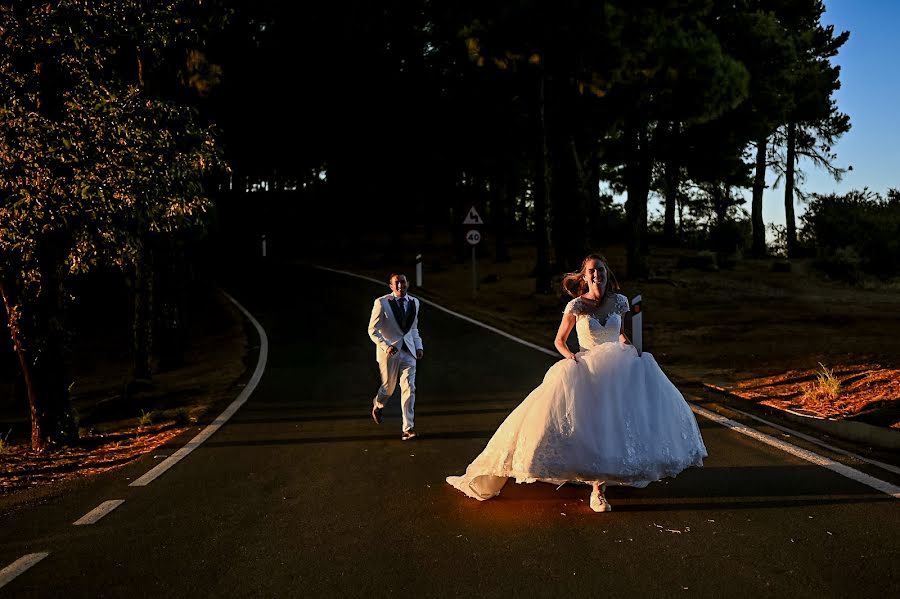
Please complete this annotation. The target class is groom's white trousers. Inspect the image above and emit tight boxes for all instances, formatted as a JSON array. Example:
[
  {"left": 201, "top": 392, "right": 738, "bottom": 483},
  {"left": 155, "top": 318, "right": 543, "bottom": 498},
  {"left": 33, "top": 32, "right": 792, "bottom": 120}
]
[{"left": 374, "top": 349, "right": 416, "bottom": 432}]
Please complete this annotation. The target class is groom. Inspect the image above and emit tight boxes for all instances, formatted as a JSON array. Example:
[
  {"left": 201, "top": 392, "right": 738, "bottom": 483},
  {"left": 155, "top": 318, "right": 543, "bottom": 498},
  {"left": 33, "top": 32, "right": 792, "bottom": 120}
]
[{"left": 367, "top": 273, "right": 424, "bottom": 440}]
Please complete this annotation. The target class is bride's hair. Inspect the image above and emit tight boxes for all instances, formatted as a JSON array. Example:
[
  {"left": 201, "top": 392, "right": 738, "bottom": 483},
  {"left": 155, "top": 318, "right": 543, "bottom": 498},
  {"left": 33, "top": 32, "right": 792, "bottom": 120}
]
[{"left": 561, "top": 254, "right": 620, "bottom": 298}]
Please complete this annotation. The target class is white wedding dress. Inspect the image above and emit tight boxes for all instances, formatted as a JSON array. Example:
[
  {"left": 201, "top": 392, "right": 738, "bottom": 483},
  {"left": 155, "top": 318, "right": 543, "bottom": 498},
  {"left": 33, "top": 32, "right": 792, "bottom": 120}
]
[{"left": 447, "top": 294, "right": 707, "bottom": 500}]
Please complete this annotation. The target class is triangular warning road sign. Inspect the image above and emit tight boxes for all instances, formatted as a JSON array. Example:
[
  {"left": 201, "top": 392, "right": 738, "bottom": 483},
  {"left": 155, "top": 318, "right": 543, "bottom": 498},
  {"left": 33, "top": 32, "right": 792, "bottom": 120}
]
[{"left": 463, "top": 206, "right": 484, "bottom": 225}]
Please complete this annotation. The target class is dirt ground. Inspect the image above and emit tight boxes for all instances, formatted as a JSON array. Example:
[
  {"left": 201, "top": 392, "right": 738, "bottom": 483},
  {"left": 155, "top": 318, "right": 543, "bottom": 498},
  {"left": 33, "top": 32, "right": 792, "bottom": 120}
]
[
  {"left": 0, "top": 285, "right": 248, "bottom": 493},
  {"left": 2, "top": 238, "right": 897, "bottom": 494}
]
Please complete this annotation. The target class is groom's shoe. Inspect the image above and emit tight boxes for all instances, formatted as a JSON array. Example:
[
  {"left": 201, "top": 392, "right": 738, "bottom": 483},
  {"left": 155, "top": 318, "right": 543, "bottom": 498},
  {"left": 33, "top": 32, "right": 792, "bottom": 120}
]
[
  {"left": 372, "top": 405, "right": 383, "bottom": 425},
  {"left": 401, "top": 429, "right": 418, "bottom": 441}
]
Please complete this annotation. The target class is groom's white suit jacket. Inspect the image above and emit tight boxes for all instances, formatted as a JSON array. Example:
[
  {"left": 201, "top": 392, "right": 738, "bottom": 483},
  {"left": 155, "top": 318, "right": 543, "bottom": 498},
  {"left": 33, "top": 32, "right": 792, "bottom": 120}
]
[{"left": 368, "top": 293, "right": 423, "bottom": 360}]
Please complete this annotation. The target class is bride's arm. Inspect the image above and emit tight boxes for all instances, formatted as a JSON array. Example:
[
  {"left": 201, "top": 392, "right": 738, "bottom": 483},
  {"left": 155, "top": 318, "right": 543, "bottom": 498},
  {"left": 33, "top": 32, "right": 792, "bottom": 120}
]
[
  {"left": 618, "top": 295, "right": 632, "bottom": 344},
  {"left": 554, "top": 313, "right": 578, "bottom": 360}
]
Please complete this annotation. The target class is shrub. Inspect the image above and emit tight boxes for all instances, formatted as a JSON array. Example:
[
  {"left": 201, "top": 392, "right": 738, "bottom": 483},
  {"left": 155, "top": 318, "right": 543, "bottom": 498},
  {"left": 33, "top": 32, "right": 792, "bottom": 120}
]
[
  {"left": 708, "top": 217, "right": 750, "bottom": 256},
  {"left": 801, "top": 189, "right": 900, "bottom": 280}
]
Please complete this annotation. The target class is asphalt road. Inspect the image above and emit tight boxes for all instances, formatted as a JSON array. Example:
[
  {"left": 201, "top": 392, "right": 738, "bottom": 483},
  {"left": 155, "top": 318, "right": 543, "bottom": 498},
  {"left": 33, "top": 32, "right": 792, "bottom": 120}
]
[{"left": 1, "top": 264, "right": 898, "bottom": 598}]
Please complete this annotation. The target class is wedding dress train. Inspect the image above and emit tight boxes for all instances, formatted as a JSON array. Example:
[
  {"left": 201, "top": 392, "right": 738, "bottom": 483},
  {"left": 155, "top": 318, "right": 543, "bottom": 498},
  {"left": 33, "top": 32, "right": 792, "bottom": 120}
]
[{"left": 447, "top": 294, "right": 707, "bottom": 501}]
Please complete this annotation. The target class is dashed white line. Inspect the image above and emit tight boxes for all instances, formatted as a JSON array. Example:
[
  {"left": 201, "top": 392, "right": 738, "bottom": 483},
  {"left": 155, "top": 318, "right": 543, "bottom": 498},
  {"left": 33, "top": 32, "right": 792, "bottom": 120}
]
[
  {"left": 0, "top": 553, "right": 49, "bottom": 589},
  {"left": 129, "top": 290, "right": 269, "bottom": 487},
  {"left": 73, "top": 499, "right": 125, "bottom": 525},
  {"left": 319, "top": 264, "right": 900, "bottom": 501}
]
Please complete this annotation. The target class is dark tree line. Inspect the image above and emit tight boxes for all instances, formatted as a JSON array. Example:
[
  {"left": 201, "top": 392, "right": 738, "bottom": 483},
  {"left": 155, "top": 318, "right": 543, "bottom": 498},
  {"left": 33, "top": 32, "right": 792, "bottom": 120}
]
[
  {"left": 1, "top": 1, "right": 226, "bottom": 450},
  {"left": 0, "top": 1, "right": 854, "bottom": 450},
  {"left": 212, "top": 0, "right": 849, "bottom": 283}
]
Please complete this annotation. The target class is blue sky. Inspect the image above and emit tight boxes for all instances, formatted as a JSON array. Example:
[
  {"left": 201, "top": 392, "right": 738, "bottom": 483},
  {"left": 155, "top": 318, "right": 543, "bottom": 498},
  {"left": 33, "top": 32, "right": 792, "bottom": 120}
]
[
  {"left": 761, "top": 0, "right": 900, "bottom": 225},
  {"left": 639, "top": 1, "right": 898, "bottom": 228}
]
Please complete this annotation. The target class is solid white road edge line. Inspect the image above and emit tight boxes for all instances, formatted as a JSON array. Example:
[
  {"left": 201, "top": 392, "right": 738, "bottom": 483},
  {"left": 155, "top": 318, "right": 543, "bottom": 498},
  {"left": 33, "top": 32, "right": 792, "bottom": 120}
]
[
  {"left": 724, "top": 404, "right": 900, "bottom": 477},
  {"left": 129, "top": 290, "right": 269, "bottom": 487},
  {"left": 73, "top": 499, "right": 126, "bottom": 525},
  {"left": 691, "top": 404, "right": 900, "bottom": 499},
  {"left": 314, "top": 266, "right": 558, "bottom": 357},
  {"left": 318, "top": 264, "right": 900, "bottom": 500},
  {"left": 0, "top": 553, "right": 49, "bottom": 590}
]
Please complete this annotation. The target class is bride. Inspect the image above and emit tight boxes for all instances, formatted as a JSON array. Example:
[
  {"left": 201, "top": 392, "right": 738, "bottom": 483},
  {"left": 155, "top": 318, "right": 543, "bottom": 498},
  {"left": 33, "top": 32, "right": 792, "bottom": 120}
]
[{"left": 446, "top": 254, "right": 707, "bottom": 512}]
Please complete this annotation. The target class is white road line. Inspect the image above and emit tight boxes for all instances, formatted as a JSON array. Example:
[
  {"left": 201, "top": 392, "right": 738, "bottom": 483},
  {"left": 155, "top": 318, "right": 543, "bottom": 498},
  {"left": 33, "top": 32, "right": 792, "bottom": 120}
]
[
  {"left": 129, "top": 290, "right": 269, "bottom": 487},
  {"left": 73, "top": 499, "right": 125, "bottom": 525},
  {"left": 691, "top": 404, "right": 900, "bottom": 499},
  {"left": 0, "top": 553, "right": 49, "bottom": 589},
  {"left": 723, "top": 404, "right": 900, "bottom": 477},
  {"left": 319, "top": 264, "right": 900, "bottom": 500},
  {"left": 314, "top": 266, "right": 558, "bottom": 357}
]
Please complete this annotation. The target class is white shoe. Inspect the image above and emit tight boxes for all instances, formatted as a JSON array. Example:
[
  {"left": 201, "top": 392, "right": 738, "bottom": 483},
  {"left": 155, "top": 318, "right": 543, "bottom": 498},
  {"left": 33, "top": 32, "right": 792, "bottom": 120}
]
[{"left": 590, "top": 488, "right": 612, "bottom": 513}]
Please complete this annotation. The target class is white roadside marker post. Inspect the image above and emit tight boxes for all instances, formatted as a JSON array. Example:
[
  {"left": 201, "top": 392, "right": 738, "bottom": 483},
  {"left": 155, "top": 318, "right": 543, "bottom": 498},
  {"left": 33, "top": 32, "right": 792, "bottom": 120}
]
[{"left": 631, "top": 294, "right": 642, "bottom": 357}]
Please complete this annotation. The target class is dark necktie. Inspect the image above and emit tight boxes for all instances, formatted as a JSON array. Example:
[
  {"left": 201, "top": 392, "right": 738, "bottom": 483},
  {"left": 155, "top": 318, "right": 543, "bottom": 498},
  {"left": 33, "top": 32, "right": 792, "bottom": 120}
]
[{"left": 398, "top": 297, "right": 406, "bottom": 319}]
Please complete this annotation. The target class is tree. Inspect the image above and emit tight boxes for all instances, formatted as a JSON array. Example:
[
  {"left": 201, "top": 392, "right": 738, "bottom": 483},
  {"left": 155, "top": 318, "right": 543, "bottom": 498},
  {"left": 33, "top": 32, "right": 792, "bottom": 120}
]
[
  {"left": 599, "top": 0, "right": 749, "bottom": 276},
  {"left": 0, "top": 1, "right": 222, "bottom": 450},
  {"left": 710, "top": 4, "right": 796, "bottom": 256},
  {"left": 773, "top": 0, "right": 850, "bottom": 257}
]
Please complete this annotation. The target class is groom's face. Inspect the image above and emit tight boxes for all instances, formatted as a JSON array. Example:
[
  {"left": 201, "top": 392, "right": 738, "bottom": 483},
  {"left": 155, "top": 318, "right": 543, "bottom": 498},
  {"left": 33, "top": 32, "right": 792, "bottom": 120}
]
[{"left": 390, "top": 275, "right": 409, "bottom": 297}]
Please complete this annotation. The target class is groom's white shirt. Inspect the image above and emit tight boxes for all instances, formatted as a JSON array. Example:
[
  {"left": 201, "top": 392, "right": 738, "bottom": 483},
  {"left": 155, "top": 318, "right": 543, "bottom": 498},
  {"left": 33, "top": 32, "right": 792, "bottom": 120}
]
[{"left": 368, "top": 293, "right": 423, "bottom": 359}]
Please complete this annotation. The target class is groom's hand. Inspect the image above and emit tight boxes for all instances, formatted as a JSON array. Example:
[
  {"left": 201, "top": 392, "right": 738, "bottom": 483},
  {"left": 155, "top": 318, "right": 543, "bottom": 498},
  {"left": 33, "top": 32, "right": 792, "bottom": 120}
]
[
  {"left": 416, "top": 349, "right": 423, "bottom": 359},
  {"left": 387, "top": 346, "right": 398, "bottom": 356}
]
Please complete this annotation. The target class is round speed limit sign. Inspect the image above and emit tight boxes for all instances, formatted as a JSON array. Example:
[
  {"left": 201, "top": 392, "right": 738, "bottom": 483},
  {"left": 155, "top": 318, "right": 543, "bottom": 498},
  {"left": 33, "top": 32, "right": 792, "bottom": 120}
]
[{"left": 465, "top": 229, "right": 482, "bottom": 245}]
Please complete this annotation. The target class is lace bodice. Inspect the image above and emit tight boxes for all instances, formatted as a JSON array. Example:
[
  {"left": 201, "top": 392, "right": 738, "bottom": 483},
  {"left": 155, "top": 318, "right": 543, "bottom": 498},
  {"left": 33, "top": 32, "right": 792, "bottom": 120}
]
[{"left": 563, "top": 294, "right": 630, "bottom": 350}]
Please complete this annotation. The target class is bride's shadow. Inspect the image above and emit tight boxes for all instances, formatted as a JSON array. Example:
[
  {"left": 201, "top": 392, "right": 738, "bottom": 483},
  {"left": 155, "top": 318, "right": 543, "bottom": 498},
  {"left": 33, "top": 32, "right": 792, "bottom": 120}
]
[{"left": 483, "top": 463, "right": 893, "bottom": 514}]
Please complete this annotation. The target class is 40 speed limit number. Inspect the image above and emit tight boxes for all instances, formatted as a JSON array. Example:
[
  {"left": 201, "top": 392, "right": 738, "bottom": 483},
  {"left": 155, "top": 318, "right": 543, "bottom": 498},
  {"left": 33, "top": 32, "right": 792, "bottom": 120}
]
[{"left": 465, "top": 229, "right": 482, "bottom": 245}]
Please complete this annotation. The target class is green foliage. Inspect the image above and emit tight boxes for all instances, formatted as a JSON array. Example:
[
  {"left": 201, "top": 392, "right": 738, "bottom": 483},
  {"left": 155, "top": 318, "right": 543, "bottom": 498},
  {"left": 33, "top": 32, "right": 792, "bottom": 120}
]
[
  {"left": 800, "top": 189, "right": 900, "bottom": 280},
  {"left": 708, "top": 218, "right": 750, "bottom": 256},
  {"left": 0, "top": 5, "right": 223, "bottom": 277},
  {"left": 0, "top": 1, "right": 225, "bottom": 449},
  {"left": 767, "top": 223, "right": 789, "bottom": 258}
]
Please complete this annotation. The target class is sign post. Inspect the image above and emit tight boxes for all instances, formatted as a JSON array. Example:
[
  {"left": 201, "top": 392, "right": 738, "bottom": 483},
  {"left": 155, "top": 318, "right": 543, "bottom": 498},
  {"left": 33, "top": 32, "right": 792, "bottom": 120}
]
[
  {"left": 631, "top": 294, "right": 642, "bottom": 357},
  {"left": 415, "top": 254, "right": 423, "bottom": 288},
  {"left": 463, "top": 206, "right": 484, "bottom": 298}
]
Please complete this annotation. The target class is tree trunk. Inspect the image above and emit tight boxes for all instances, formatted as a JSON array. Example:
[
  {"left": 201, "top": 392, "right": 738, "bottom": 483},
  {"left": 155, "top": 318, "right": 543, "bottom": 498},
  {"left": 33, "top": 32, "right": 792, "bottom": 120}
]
[
  {"left": 493, "top": 168, "right": 511, "bottom": 263},
  {"left": 132, "top": 242, "right": 153, "bottom": 382},
  {"left": 533, "top": 73, "right": 552, "bottom": 294},
  {"left": 663, "top": 122, "right": 679, "bottom": 244},
  {"left": 784, "top": 122, "right": 798, "bottom": 257},
  {"left": 155, "top": 239, "right": 186, "bottom": 371},
  {"left": 0, "top": 280, "right": 40, "bottom": 449},
  {"left": 624, "top": 116, "right": 651, "bottom": 278},
  {"left": 548, "top": 89, "right": 571, "bottom": 273},
  {"left": 570, "top": 134, "right": 596, "bottom": 264},
  {"left": 1, "top": 255, "right": 77, "bottom": 451},
  {"left": 549, "top": 133, "right": 576, "bottom": 273},
  {"left": 751, "top": 135, "right": 768, "bottom": 257},
  {"left": 550, "top": 94, "right": 590, "bottom": 272},
  {"left": 514, "top": 177, "right": 528, "bottom": 233}
]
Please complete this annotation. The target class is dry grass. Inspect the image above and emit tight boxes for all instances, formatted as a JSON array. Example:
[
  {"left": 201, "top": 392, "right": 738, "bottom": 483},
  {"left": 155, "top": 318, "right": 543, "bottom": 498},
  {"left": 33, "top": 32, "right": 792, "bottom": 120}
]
[
  {"left": 0, "top": 287, "right": 248, "bottom": 494},
  {"left": 730, "top": 364, "right": 900, "bottom": 425},
  {"left": 0, "top": 424, "right": 188, "bottom": 492}
]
